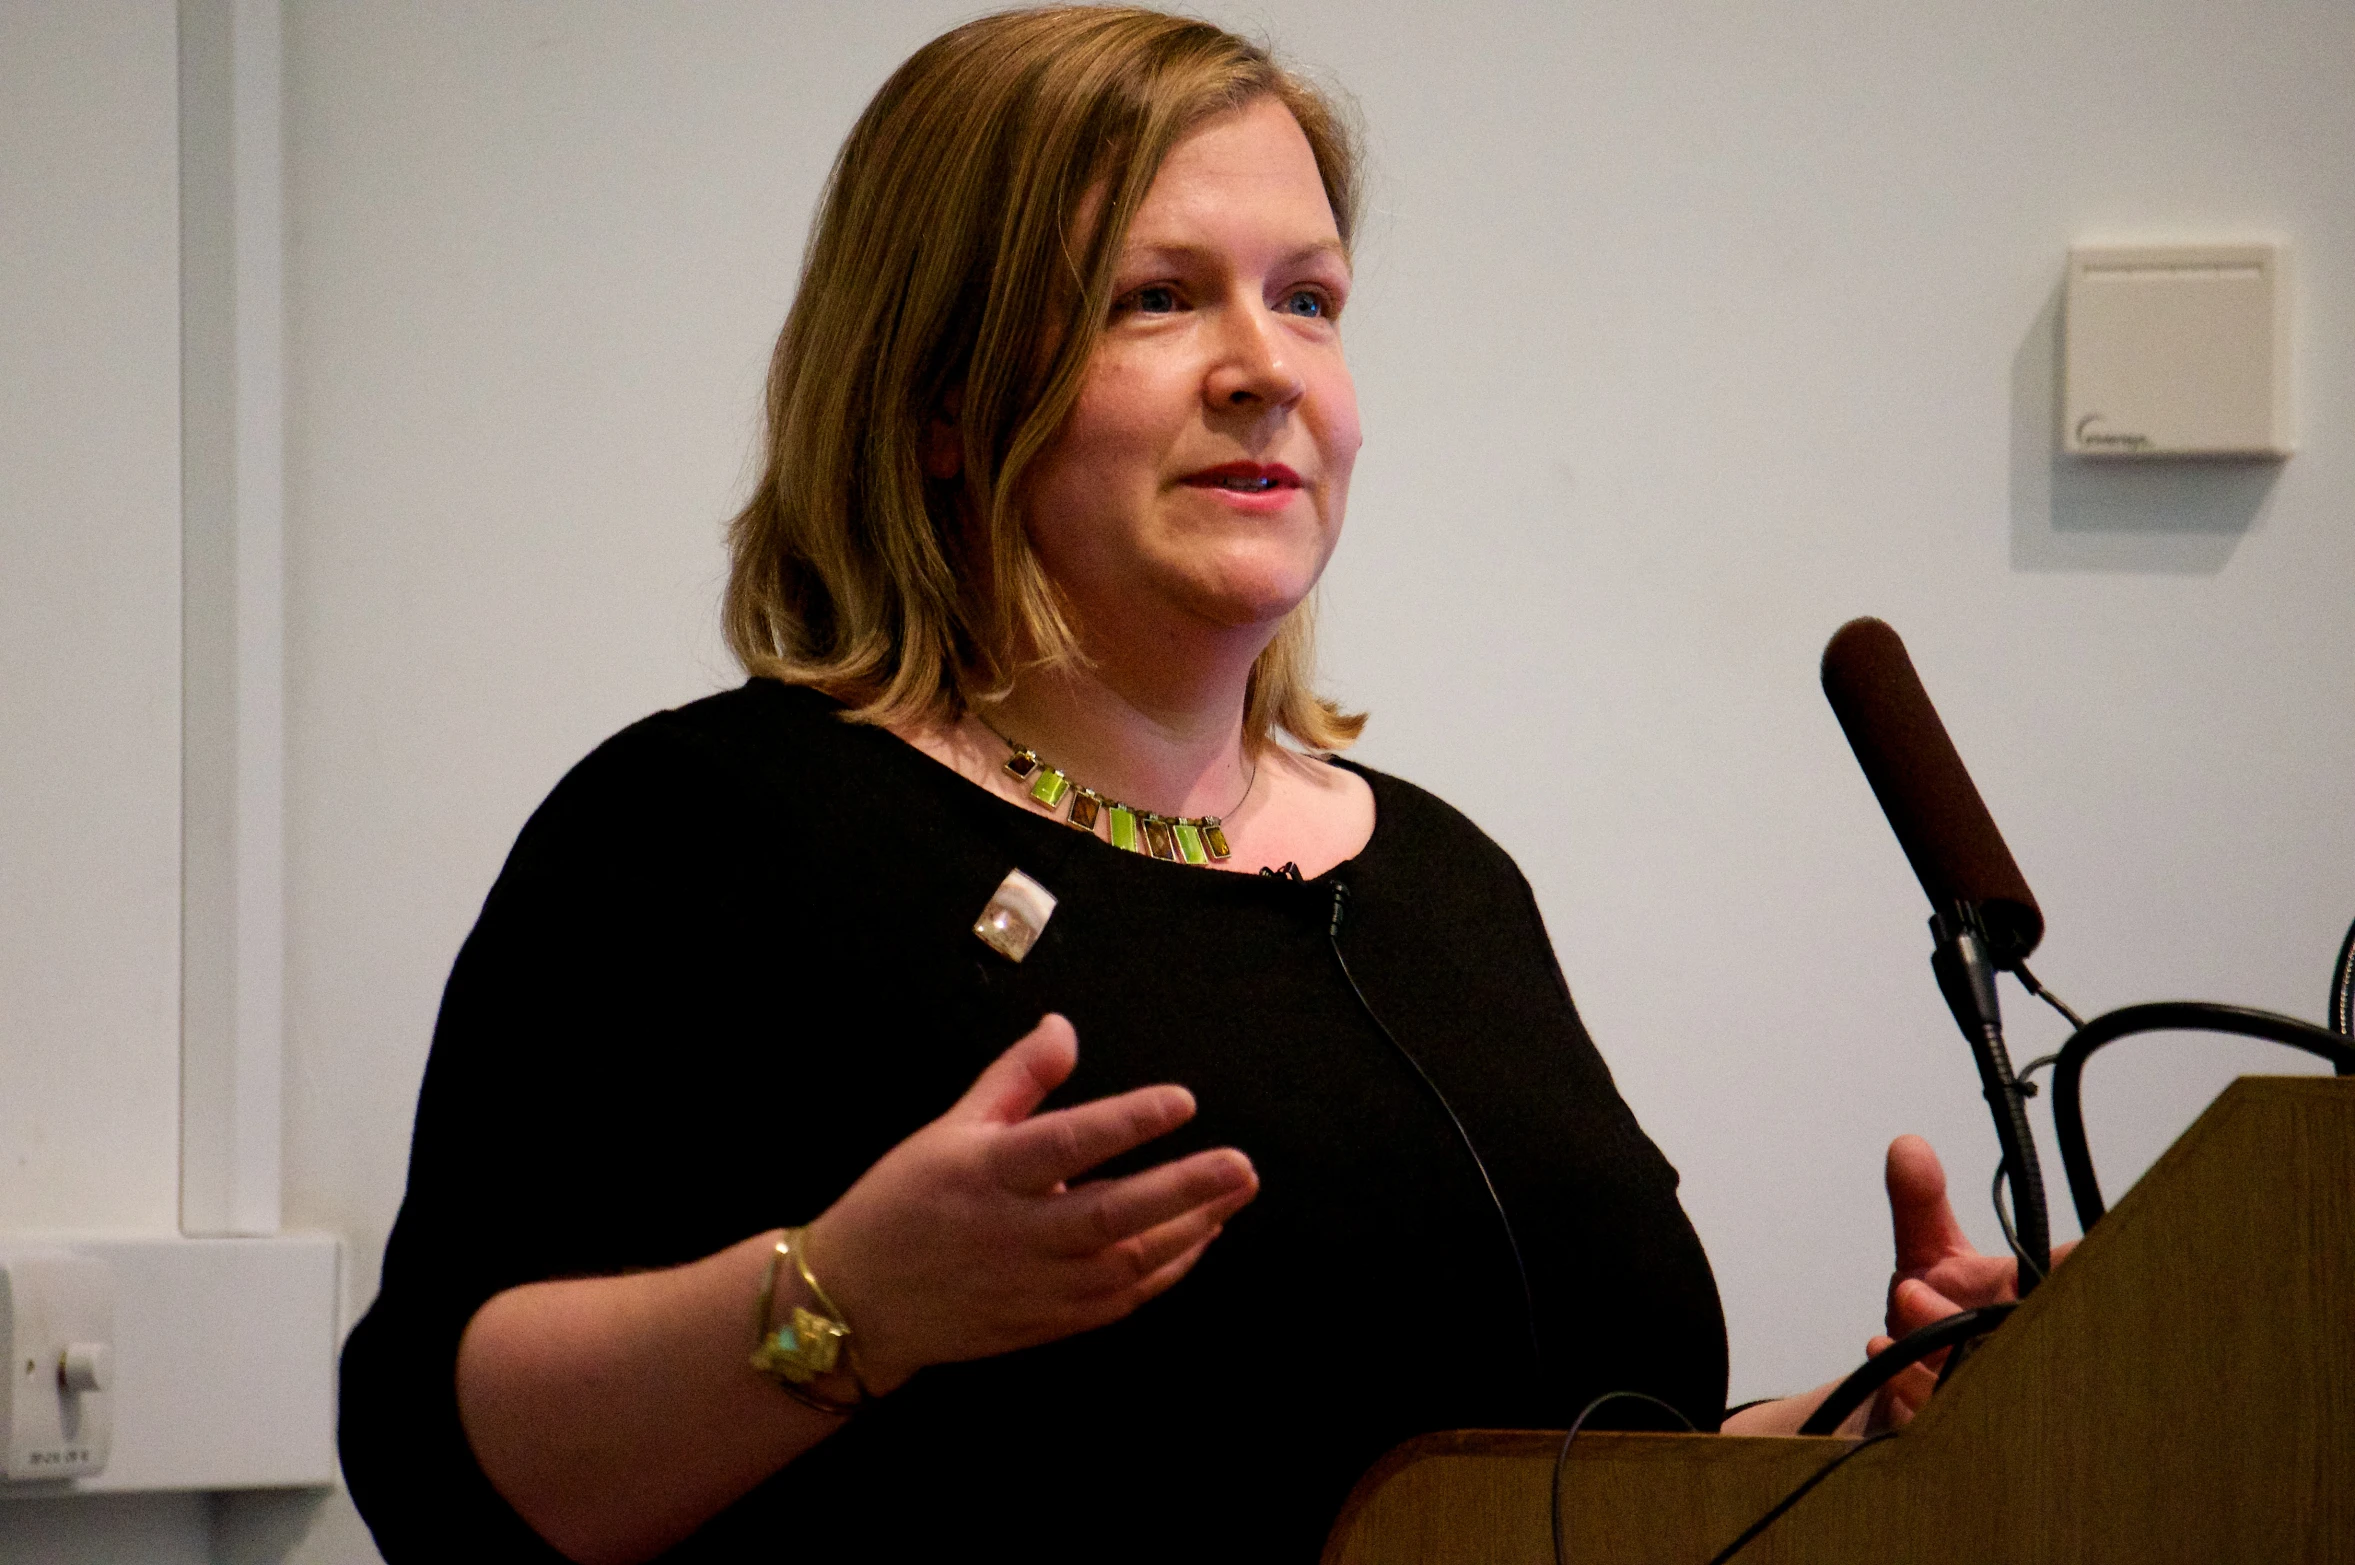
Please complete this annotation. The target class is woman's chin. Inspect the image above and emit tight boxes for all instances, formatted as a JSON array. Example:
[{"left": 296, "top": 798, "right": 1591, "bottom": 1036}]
[
  {"left": 1158, "top": 543, "right": 1331, "bottom": 629},
  {"left": 1167, "top": 576, "right": 1320, "bottom": 637}
]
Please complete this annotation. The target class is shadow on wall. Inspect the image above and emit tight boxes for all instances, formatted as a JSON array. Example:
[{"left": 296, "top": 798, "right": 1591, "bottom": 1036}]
[
  {"left": 212, "top": 1487, "right": 333, "bottom": 1565},
  {"left": 2008, "top": 282, "right": 2282, "bottom": 574}
]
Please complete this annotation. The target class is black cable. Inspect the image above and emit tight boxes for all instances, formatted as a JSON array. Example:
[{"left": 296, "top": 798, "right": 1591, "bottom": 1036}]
[
  {"left": 1989, "top": 1160, "right": 2046, "bottom": 1285},
  {"left": 2048, "top": 1001, "right": 2355, "bottom": 1231},
  {"left": 1325, "top": 881, "right": 1542, "bottom": 1377},
  {"left": 1700, "top": 1429, "right": 1900, "bottom": 1565},
  {"left": 2012, "top": 1053, "right": 2058, "bottom": 1095},
  {"left": 1547, "top": 1390, "right": 1696, "bottom": 1565},
  {"left": 1930, "top": 1327, "right": 1983, "bottom": 1392},
  {"left": 1796, "top": 1305, "right": 2016, "bottom": 1436},
  {"left": 1560, "top": 1316, "right": 1993, "bottom": 1563},
  {"left": 2012, "top": 962, "right": 2086, "bottom": 1031},
  {"left": 2331, "top": 914, "right": 2355, "bottom": 1038},
  {"left": 2005, "top": 967, "right": 2074, "bottom": 1106}
]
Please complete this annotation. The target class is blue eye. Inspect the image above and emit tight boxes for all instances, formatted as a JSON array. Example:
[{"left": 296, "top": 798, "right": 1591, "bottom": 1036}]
[
  {"left": 1281, "top": 289, "right": 1328, "bottom": 319},
  {"left": 1129, "top": 285, "right": 1179, "bottom": 314}
]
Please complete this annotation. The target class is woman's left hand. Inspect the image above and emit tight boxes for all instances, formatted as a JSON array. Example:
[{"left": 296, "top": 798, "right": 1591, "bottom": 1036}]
[
  {"left": 1863, "top": 1135, "right": 2076, "bottom": 1429},
  {"left": 1722, "top": 1135, "right": 2079, "bottom": 1438}
]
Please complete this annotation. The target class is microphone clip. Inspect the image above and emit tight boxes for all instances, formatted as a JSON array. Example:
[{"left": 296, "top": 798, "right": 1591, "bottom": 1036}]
[{"left": 1928, "top": 904, "right": 2005, "bottom": 1041}]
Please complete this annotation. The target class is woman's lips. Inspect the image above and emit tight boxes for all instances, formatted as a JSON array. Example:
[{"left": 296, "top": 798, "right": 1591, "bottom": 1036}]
[{"left": 1181, "top": 462, "right": 1304, "bottom": 498}]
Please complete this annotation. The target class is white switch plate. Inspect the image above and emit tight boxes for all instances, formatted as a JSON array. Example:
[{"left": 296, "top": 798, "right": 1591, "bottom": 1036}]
[
  {"left": 2063, "top": 242, "right": 2291, "bottom": 459},
  {"left": 0, "top": 1249, "right": 114, "bottom": 1482},
  {"left": 0, "top": 1235, "right": 336, "bottom": 1495}
]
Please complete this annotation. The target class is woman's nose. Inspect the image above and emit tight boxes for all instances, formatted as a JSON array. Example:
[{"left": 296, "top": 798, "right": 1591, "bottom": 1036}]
[{"left": 1204, "top": 306, "right": 1306, "bottom": 412}]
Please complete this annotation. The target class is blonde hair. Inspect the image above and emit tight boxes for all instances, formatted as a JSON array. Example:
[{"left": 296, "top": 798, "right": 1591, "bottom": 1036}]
[{"left": 723, "top": 5, "right": 1365, "bottom": 750}]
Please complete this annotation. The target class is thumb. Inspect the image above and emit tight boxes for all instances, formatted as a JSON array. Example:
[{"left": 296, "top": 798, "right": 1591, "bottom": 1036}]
[
  {"left": 948, "top": 1014, "right": 1078, "bottom": 1126},
  {"left": 1886, "top": 1134, "right": 1971, "bottom": 1277}
]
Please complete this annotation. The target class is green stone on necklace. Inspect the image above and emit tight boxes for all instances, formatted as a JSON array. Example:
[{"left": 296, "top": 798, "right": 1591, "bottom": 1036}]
[{"left": 1107, "top": 806, "right": 1141, "bottom": 852}]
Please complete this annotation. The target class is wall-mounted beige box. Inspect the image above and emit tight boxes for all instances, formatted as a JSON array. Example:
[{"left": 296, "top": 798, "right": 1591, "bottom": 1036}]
[{"left": 2062, "top": 243, "right": 2291, "bottom": 459}]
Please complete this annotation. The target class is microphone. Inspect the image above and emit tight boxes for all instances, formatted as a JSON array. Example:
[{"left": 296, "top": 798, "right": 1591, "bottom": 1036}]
[
  {"left": 1820, "top": 616, "right": 2052, "bottom": 1292},
  {"left": 1819, "top": 617, "right": 2043, "bottom": 967}
]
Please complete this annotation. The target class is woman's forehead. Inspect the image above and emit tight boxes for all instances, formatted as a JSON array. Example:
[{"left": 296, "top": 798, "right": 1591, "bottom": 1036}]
[{"left": 1121, "top": 99, "right": 1340, "bottom": 253}]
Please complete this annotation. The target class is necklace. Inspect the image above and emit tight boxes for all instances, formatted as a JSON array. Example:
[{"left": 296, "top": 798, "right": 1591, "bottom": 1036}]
[{"left": 980, "top": 720, "right": 1252, "bottom": 865}]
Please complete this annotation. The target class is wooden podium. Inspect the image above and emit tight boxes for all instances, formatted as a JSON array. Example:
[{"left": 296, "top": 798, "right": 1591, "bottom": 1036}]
[{"left": 1322, "top": 1077, "right": 2354, "bottom": 1564}]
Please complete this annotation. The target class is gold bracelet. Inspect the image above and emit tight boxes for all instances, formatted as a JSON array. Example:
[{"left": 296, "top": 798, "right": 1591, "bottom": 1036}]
[
  {"left": 749, "top": 1229, "right": 861, "bottom": 1416},
  {"left": 772, "top": 1371, "right": 861, "bottom": 1419},
  {"left": 787, "top": 1228, "right": 875, "bottom": 1400}
]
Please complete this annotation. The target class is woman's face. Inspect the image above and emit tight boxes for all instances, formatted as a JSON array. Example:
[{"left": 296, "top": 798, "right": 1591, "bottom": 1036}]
[{"left": 1022, "top": 95, "right": 1360, "bottom": 655}]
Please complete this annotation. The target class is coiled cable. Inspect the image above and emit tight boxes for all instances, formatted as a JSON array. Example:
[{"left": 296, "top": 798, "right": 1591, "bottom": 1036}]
[{"left": 2049, "top": 1001, "right": 2355, "bottom": 1231}]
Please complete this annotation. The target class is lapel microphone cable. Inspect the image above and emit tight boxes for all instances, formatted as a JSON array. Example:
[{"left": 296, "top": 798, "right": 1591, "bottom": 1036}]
[{"left": 1323, "top": 879, "right": 1544, "bottom": 1382}]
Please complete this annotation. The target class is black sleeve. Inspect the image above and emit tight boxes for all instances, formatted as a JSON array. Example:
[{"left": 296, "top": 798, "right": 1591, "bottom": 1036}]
[
  {"left": 1332, "top": 768, "right": 1731, "bottom": 1433},
  {"left": 338, "top": 715, "right": 775, "bottom": 1561}
]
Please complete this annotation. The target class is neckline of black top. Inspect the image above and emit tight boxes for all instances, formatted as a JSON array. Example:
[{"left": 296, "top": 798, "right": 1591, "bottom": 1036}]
[{"left": 757, "top": 679, "right": 1387, "bottom": 892}]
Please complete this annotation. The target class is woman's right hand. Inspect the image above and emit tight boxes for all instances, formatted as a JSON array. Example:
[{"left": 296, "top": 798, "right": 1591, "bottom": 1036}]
[
  {"left": 454, "top": 1014, "right": 1247, "bottom": 1564},
  {"left": 802, "top": 1013, "right": 1257, "bottom": 1395}
]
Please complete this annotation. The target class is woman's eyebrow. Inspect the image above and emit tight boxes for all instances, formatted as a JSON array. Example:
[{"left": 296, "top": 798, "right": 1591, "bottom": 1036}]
[
  {"left": 1115, "top": 238, "right": 1350, "bottom": 272},
  {"left": 1281, "top": 238, "right": 1351, "bottom": 272}
]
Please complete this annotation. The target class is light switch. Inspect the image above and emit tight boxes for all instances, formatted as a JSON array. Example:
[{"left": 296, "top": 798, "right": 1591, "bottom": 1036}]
[
  {"left": 0, "top": 1248, "right": 114, "bottom": 1481},
  {"left": 2063, "top": 242, "right": 2291, "bottom": 459}
]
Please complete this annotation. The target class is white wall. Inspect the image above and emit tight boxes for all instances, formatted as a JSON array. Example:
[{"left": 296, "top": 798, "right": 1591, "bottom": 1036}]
[
  {"left": 1, "top": 5, "right": 193, "bottom": 1558},
  {"left": 0, "top": 2, "right": 185, "bottom": 1233},
  {"left": 1306, "top": 0, "right": 2354, "bottom": 1398},
  {"left": 6, "top": 2, "right": 2350, "bottom": 1560}
]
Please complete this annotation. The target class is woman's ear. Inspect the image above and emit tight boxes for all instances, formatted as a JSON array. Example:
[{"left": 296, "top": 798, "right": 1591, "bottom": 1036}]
[{"left": 922, "top": 387, "right": 965, "bottom": 480}]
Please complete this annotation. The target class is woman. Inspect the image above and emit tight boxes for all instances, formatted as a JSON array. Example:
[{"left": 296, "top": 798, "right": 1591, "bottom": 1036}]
[{"left": 339, "top": 10, "right": 2014, "bottom": 1563}]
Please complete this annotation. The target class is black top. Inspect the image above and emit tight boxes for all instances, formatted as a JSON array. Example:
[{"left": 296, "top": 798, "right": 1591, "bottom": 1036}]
[{"left": 340, "top": 680, "right": 1727, "bottom": 1563}]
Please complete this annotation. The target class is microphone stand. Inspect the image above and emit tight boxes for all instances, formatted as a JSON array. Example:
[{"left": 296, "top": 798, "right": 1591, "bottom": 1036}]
[
  {"left": 1928, "top": 903, "right": 2051, "bottom": 1296},
  {"left": 1802, "top": 902, "right": 2053, "bottom": 1434}
]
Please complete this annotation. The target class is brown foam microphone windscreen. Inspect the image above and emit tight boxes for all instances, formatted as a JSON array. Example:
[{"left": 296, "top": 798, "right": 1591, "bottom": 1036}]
[{"left": 1820, "top": 617, "right": 2044, "bottom": 964}]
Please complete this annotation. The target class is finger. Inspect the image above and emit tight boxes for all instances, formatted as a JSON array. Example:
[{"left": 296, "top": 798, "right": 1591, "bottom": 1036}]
[
  {"left": 1916, "top": 1237, "right": 2081, "bottom": 1309},
  {"left": 1865, "top": 1332, "right": 1948, "bottom": 1374},
  {"left": 1064, "top": 1192, "right": 1248, "bottom": 1298},
  {"left": 991, "top": 1210, "right": 1235, "bottom": 1348},
  {"left": 1128, "top": 1229, "right": 1219, "bottom": 1304},
  {"left": 1072, "top": 1177, "right": 1258, "bottom": 1291},
  {"left": 1889, "top": 1276, "right": 1963, "bottom": 1337},
  {"left": 987, "top": 1082, "right": 1197, "bottom": 1194},
  {"left": 1920, "top": 1252, "right": 2026, "bottom": 1307},
  {"left": 948, "top": 1015, "right": 1079, "bottom": 1127},
  {"left": 1879, "top": 1361, "right": 1940, "bottom": 1424},
  {"left": 1035, "top": 1148, "right": 1257, "bottom": 1256},
  {"left": 1058, "top": 1229, "right": 1223, "bottom": 1336},
  {"left": 1886, "top": 1135, "right": 1973, "bottom": 1276}
]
